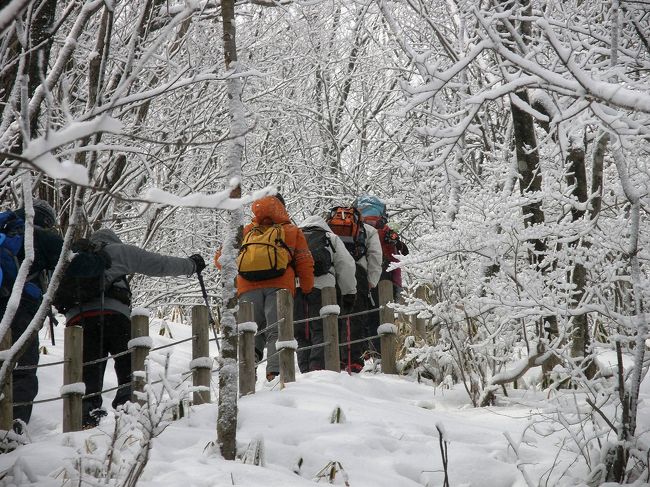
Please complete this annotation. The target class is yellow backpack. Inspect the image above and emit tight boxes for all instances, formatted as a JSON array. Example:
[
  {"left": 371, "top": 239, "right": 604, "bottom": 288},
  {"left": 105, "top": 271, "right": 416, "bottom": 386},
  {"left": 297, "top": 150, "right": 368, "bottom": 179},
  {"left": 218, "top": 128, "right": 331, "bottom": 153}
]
[{"left": 237, "top": 224, "right": 292, "bottom": 281}]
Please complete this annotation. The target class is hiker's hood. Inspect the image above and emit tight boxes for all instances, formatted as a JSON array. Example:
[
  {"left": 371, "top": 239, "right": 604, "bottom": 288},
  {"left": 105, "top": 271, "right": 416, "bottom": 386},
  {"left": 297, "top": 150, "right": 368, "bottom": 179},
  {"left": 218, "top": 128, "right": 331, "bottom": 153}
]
[
  {"left": 299, "top": 215, "right": 330, "bottom": 232},
  {"left": 251, "top": 196, "right": 290, "bottom": 225},
  {"left": 91, "top": 228, "right": 122, "bottom": 245},
  {"left": 354, "top": 194, "right": 387, "bottom": 218}
]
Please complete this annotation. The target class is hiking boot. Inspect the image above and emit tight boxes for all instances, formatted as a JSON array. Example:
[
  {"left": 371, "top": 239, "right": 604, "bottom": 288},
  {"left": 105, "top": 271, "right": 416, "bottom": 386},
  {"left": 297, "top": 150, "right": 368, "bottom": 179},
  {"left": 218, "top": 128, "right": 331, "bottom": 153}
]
[
  {"left": 83, "top": 407, "right": 107, "bottom": 429},
  {"left": 266, "top": 372, "right": 278, "bottom": 382},
  {"left": 349, "top": 363, "right": 364, "bottom": 374},
  {"left": 11, "top": 419, "right": 25, "bottom": 436}
]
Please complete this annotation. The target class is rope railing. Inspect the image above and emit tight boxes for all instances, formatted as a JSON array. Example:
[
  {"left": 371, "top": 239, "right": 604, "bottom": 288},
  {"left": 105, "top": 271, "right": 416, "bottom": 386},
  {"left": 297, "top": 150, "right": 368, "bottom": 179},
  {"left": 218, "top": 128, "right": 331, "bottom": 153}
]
[
  {"left": 292, "top": 305, "right": 383, "bottom": 325},
  {"left": 151, "top": 335, "right": 196, "bottom": 352},
  {"left": 14, "top": 359, "right": 68, "bottom": 371},
  {"left": 5, "top": 328, "right": 210, "bottom": 420},
  {"left": 254, "top": 317, "right": 284, "bottom": 337},
  {"left": 2, "top": 280, "right": 401, "bottom": 432},
  {"left": 339, "top": 334, "right": 382, "bottom": 348},
  {"left": 77, "top": 334, "right": 200, "bottom": 368},
  {"left": 255, "top": 349, "right": 278, "bottom": 367},
  {"left": 15, "top": 363, "right": 202, "bottom": 407},
  {"left": 12, "top": 396, "right": 67, "bottom": 407},
  {"left": 11, "top": 341, "right": 208, "bottom": 407},
  {"left": 295, "top": 341, "right": 330, "bottom": 353},
  {"left": 81, "top": 381, "right": 134, "bottom": 401},
  {"left": 82, "top": 348, "right": 132, "bottom": 367}
]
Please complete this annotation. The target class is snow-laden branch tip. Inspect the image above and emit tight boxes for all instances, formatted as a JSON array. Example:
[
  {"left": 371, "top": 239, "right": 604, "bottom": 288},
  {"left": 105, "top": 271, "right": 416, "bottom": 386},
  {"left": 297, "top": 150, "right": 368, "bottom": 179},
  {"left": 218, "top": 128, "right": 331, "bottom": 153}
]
[
  {"left": 21, "top": 117, "right": 123, "bottom": 185},
  {"left": 140, "top": 182, "right": 277, "bottom": 209},
  {"left": 0, "top": 0, "right": 31, "bottom": 37}
]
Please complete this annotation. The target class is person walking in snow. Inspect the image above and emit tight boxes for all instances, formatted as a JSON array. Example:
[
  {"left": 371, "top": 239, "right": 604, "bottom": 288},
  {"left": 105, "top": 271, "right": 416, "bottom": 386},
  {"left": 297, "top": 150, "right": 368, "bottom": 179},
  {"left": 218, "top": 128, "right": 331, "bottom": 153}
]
[
  {"left": 62, "top": 228, "right": 205, "bottom": 428},
  {"left": 326, "top": 205, "right": 382, "bottom": 372},
  {"left": 0, "top": 199, "right": 62, "bottom": 432},
  {"left": 347, "top": 216, "right": 382, "bottom": 371},
  {"left": 215, "top": 194, "right": 314, "bottom": 381},
  {"left": 294, "top": 215, "right": 357, "bottom": 373},
  {"left": 354, "top": 195, "right": 409, "bottom": 355}
]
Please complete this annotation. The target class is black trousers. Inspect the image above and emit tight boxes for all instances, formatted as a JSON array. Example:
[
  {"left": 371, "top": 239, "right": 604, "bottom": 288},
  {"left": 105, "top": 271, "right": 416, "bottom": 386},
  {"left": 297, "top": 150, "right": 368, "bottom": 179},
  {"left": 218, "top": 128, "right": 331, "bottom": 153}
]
[
  {"left": 80, "top": 313, "right": 132, "bottom": 423},
  {"left": 340, "top": 265, "right": 372, "bottom": 371},
  {"left": 366, "top": 286, "right": 381, "bottom": 355},
  {"left": 4, "top": 299, "right": 41, "bottom": 424},
  {"left": 294, "top": 288, "right": 324, "bottom": 373}
]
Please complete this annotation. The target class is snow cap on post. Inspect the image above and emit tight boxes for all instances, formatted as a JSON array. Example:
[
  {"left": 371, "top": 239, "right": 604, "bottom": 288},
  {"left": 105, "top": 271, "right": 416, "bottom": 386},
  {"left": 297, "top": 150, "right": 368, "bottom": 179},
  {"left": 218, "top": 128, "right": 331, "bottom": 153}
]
[{"left": 131, "top": 307, "right": 151, "bottom": 318}]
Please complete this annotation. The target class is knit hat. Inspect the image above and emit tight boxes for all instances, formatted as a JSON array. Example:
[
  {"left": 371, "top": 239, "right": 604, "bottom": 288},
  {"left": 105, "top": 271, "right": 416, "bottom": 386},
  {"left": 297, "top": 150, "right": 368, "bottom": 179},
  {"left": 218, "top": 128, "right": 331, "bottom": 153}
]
[{"left": 16, "top": 199, "right": 56, "bottom": 229}]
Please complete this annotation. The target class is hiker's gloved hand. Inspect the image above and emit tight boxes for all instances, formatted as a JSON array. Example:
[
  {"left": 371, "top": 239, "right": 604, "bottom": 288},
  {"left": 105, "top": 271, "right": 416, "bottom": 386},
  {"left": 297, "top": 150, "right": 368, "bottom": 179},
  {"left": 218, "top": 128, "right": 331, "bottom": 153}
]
[
  {"left": 189, "top": 254, "right": 206, "bottom": 274},
  {"left": 341, "top": 294, "right": 356, "bottom": 315}
]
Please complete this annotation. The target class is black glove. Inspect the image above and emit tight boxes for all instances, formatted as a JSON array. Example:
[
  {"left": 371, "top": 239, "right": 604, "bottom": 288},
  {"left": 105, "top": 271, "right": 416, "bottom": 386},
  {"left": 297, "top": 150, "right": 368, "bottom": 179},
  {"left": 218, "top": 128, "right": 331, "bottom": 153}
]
[
  {"left": 341, "top": 294, "right": 356, "bottom": 315},
  {"left": 189, "top": 254, "right": 206, "bottom": 274}
]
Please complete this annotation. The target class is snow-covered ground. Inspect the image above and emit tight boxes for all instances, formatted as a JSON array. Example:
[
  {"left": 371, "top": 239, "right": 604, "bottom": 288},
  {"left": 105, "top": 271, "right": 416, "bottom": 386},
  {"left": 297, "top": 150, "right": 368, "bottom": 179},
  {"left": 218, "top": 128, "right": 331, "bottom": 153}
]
[{"left": 1, "top": 318, "right": 648, "bottom": 486}]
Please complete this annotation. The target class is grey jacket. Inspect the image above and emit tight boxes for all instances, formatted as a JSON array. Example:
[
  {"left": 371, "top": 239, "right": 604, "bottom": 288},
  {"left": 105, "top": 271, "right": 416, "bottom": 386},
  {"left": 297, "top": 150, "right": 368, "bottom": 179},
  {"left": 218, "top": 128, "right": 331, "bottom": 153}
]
[
  {"left": 356, "top": 223, "right": 382, "bottom": 288},
  {"left": 299, "top": 216, "right": 357, "bottom": 295},
  {"left": 65, "top": 228, "right": 196, "bottom": 320}
]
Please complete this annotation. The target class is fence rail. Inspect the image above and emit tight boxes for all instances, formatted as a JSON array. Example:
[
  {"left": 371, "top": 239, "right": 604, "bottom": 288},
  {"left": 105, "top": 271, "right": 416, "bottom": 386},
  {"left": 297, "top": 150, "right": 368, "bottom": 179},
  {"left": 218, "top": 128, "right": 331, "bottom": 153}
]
[{"left": 1, "top": 280, "right": 405, "bottom": 432}]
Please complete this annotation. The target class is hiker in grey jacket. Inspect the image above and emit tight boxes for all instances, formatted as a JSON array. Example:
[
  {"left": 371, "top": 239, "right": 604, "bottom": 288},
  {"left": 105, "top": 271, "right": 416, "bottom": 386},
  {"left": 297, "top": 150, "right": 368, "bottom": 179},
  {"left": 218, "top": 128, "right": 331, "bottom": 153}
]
[
  {"left": 294, "top": 216, "right": 357, "bottom": 372},
  {"left": 65, "top": 228, "right": 205, "bottom": 428}
]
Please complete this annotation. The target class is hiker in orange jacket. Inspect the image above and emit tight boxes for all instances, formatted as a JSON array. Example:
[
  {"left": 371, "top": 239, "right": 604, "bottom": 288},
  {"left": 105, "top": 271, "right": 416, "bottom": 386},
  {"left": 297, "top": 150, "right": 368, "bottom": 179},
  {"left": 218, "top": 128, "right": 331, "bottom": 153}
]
[{"left": 215, "top": 194, "right": 314, "bottom": 380}]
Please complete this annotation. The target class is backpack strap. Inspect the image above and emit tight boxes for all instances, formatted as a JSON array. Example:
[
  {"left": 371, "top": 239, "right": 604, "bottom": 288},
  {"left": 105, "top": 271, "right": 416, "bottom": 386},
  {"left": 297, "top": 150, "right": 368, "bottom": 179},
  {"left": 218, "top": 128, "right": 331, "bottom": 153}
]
[{"left": 276, "top": 223, "right": 295, "bottom": 264}]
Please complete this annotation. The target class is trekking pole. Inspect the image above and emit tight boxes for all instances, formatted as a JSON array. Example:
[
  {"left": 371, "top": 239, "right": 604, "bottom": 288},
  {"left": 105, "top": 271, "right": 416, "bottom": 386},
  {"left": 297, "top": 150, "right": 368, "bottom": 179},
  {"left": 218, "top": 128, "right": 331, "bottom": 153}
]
[
  {"left": 48, "top": 309, "right": 58, "bottom": 346},
  {"left": 196, "top": 271, "right": 221, "bottom": 354},
  {"left": 346, "top": 317, "right": 352, "bottom": 374}
]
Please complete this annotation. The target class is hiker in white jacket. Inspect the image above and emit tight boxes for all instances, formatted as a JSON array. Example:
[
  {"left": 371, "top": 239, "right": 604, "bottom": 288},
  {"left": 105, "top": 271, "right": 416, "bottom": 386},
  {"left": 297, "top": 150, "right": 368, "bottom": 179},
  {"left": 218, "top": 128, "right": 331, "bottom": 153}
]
[
  {"left": 340, "top": 221, "right": 382, "bottom": 372},
  {"left": 294, "top": 216, "right": 357, "bottom": 372},
  {"left": 357, "top": 223, "right": 382, "bottom": 289}
]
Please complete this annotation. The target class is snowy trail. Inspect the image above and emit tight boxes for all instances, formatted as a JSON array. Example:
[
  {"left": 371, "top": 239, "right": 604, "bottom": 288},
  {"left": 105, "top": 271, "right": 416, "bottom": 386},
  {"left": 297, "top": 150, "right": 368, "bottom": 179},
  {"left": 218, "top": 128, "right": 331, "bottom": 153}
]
[{"left": 2, "top": 318, "right": 645, "bottom": 486}]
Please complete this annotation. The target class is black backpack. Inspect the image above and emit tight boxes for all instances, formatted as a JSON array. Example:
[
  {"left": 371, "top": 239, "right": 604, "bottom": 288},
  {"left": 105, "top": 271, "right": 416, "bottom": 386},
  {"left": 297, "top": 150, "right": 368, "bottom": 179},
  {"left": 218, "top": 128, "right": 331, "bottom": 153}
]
[
  {"left": 52, "top": 239, "right": 129, "bottom": 313},
  {"left": 302, "top": 226, "right": 334, "bottom": 276}
]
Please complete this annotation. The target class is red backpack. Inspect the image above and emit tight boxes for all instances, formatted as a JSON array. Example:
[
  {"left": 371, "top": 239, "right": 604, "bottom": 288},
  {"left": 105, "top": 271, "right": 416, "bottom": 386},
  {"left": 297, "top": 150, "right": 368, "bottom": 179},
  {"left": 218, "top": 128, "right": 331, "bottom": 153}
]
[{"left": 326, "top": 207, "right": 367, "bottom": 261}]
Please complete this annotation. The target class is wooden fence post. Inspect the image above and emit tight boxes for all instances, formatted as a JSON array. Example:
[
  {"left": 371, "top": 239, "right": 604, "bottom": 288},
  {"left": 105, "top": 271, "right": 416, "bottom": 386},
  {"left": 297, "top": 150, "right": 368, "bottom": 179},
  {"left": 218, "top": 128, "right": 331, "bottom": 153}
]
[
  {"left": 62, "top": 326, "right": 83, "bottom": 432},
  {"left": 277, "top": 289, "right": 296, "bottom": 384},
  {"left": 0, "top": 329, "right": 12, "bottom": 431},
  {"left": 191, "top": 305, "right": 211, "bottom": 405},
  {"left": 238, "top": 301, "right": 256, "bottom": 396},
  {"left": 414, "top": 286, "right": 427, "bottom": 339},
  {"left": 321, "top": 287, "right": 340, "bottom": 372},
  {"left": 131, "top": 312, "right": 150, "bottom": 405},
  {"left": 378, "top": 280, "right": 398, "bottom": 374}
]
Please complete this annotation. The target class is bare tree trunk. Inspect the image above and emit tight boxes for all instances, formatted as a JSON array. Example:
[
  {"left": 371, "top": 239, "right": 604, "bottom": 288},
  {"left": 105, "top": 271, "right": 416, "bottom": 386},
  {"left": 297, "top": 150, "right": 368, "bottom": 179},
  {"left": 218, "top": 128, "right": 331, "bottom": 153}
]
[
  {"left": 501, "top": 2, "right": 559, "bottom": 382},
  {"left": 590, "top": 132, "right": 608, "bottom": 220},
  {"left": 217, "top": 0, "right": 245, "bottom": 461},
  {"left": 606, "top": 147, "right": 647, "bottom": 481},
  {"left": 565, "top": 144, "right": 598, "bottom": 378},
  {"left": 0, "top": 0, "right": 58, "bottom": 198}
]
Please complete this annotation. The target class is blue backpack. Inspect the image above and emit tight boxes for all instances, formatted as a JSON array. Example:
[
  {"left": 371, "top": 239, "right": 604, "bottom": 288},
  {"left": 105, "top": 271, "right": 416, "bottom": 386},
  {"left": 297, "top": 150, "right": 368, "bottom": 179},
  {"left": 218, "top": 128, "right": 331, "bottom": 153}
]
[{"left": 0, "top": 210, "right": 42, "bottom": 300}]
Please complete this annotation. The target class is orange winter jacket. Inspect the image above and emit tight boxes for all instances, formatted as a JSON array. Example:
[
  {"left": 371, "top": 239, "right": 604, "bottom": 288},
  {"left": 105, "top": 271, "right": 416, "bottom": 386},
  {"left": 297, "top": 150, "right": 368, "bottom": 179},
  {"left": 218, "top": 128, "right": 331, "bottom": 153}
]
[{"left": 214, "top": 196, "right": 314, "bottom": 296}]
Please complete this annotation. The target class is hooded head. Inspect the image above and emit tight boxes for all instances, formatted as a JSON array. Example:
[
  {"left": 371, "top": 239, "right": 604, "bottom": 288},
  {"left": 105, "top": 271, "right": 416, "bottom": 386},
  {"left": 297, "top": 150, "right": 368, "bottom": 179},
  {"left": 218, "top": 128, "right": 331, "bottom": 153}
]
[
  {"left": 15, "top": 199, "right": 56, "bottom": 228},
  {"left": 353, "top": 195, "right": 386, "bottom": 219},
  {"left": 251, "top": 195, "right": 290, "bottom": 225},
  {"left": 299, "top": 215, "right": 329, "bottom": 231},
  {"left": 91, "top": 228, "right": 122, "bottom": 245}
]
